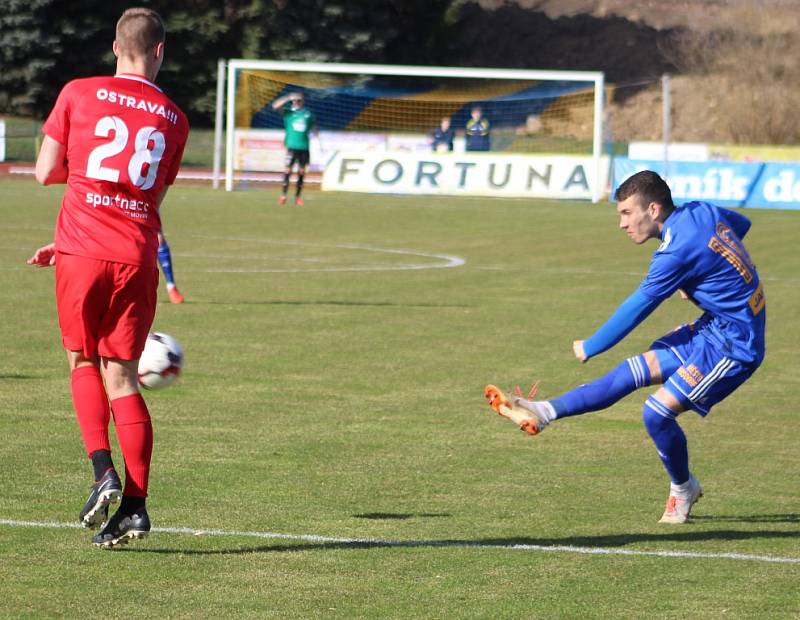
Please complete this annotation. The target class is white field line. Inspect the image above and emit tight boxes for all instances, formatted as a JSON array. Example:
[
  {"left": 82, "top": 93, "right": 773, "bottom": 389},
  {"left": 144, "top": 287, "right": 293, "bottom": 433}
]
[
  {"left": 1, "top": 231, "right": 465, "bottom": 274},
  {"left": 1, "top": 518, "right": 798, "bottom": 564},
  {"left": 183, "top": 236, "right": 466, "bottom": 273}
]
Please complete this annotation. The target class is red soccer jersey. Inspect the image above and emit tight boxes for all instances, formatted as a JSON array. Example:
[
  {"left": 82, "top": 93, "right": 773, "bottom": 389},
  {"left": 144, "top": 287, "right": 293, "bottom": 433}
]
[{"left": 42, "top": 74, "right": 189, "bottom": 266}]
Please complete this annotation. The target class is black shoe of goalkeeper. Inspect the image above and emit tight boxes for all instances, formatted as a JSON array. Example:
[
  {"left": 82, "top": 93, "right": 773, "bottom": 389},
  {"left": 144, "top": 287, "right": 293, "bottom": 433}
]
[
  {"left": 79, "top": 468, "right": 122, "bottom": 529},
  {"left": 92, "top": 507, "right": 151, "bottom": 549}
]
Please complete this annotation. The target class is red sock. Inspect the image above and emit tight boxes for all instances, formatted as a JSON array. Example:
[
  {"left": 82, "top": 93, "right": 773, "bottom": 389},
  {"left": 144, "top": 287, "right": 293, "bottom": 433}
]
[
  {"left": 70, "top": 366, "right": 111, "bottom": 455},
  {"left": 111, "top": 393, "right": 153, "bottom": 498}
]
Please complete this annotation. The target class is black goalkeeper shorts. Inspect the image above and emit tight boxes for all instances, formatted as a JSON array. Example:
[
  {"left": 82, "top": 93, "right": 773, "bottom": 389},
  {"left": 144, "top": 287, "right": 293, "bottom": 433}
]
[{"left": 285, "top": 149, "right": 310, "bottom": 168}]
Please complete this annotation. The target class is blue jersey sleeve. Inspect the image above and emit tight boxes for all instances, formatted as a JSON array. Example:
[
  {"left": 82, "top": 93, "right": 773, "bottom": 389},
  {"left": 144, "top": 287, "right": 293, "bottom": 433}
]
[
  {"left": 639, "top": 252, "right": 686, "bottom": 300},
  {"left": 583, "top": 288, "right": 662, "bottom": 358},
  {"left": 719, "top": 207, "right": 751, "bottom": 239}
]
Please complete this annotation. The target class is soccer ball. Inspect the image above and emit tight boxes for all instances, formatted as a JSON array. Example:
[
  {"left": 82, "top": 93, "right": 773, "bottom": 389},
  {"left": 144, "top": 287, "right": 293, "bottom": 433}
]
[{"left": 138, "top": 332, "right": 183, "bottom": 390}]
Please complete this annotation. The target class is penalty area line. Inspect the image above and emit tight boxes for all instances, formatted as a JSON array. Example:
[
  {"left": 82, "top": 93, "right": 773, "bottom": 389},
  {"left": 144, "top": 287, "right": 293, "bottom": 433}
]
[{"left": 1, "top": 518, "right": 798, "bottom": 564}]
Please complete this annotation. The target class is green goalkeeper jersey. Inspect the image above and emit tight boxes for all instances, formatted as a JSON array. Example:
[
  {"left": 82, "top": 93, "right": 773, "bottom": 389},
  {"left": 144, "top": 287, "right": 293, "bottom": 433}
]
[{"left": 282, "top": 106, "right": 315, "bottom": 150}]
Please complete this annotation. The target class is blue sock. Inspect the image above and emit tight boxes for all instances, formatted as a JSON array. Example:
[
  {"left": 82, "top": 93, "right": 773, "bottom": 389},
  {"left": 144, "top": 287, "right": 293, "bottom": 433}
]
[
  {"left": 550, "top": 356, "right": 651, "bottom": 418},
  {"left": 157, "top": 239, "right": 176, "bottom": 287},
  {"left": 643, "top": 397, "right": 690, "bottom": 484}
]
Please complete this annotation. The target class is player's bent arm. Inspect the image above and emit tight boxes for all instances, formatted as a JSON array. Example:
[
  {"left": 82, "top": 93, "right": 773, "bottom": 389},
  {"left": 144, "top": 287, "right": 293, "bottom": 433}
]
[
  {"left": 35, "top": 135, "right": 68, "bottom": 185},
  {"left": 581, "top": 288, "right": 662, "bottom": 360},
  {"left": 271, "top": 93, "right": 297, "bottom": 110}
]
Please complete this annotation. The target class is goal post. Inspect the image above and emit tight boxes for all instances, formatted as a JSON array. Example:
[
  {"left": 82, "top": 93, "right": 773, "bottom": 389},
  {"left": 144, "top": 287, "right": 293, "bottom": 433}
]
[{"left": 219, "top": 60, "right": 607, "bottom": 202}]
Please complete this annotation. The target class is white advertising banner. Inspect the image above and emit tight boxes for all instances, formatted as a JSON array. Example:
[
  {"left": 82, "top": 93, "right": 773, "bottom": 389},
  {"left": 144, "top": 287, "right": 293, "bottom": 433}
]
[
  {"left": 313, "top": 131, "right": 388, "bottom": 171},
  {"left": 234, "top": 129, "right": 285, "bottom": 171},
  {"left": 322, "top": 151, "right": 609, "bottom": 200},
  {"left": 235, "top": 129, "right": 396, "bottom": 172}
]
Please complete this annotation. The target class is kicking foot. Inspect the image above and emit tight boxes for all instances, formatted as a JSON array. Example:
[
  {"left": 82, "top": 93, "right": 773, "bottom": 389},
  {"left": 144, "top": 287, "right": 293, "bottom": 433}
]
[
  {"left": 295, "top": 196, "right": 304, "bottom": 206},
  {"left": 484, "top": 384, "right": 549, "bottom": 435},
  {"left": 278, "top": 194, "right": 287, "bottom": 205},
  {"left": 659, "top": 476, "right": 703, "bottom": 524}
]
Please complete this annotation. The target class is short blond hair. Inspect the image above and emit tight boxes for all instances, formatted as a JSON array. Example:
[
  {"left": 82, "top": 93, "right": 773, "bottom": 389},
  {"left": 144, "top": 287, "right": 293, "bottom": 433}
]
[{"left": 115, "top": 8, "right": 165, "bottom": 58}]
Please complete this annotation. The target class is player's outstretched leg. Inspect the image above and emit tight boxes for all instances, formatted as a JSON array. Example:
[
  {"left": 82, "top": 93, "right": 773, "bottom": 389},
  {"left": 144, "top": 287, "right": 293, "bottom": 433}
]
[
  {"left": 550, "top": 356, "right": 652, "bottom": 417},
  {"left": 485, "top": 355, "right": 654, "bottom": 437},
  {"left": 484, "top": 384, "right": 552, "bottom": 435}
]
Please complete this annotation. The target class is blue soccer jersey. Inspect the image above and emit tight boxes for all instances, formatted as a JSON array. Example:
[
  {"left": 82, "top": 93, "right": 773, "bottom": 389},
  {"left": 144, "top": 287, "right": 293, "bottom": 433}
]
[{"left": 638, "top": 201, "right": 766, "bottom": 364}]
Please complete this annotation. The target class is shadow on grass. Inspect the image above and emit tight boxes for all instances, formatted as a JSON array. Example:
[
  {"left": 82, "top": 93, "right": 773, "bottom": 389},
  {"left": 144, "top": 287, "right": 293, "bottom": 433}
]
[
  {"left": 692, "top": 514, "right": 800, "bottom": 524},
  {"left": 353, "top": 512, "right": 452, "bottom": 520},
  {"left": 190, "top": 300, "right": 469, "bottom": 308},
  {"left": 127, "top": 522, "right": 800, "bottom": 556}
]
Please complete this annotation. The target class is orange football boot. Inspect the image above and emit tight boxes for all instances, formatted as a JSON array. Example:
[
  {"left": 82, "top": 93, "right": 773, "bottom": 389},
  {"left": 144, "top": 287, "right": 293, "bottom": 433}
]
[{"left": 484, "top": 384, "right": 547, "bottom": 435}]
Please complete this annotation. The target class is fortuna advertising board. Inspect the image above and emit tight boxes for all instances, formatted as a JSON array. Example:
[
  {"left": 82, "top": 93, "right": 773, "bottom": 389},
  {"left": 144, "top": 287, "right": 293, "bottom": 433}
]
[{"left": 322, "top": 151, "right": 610, "bottom": 200}]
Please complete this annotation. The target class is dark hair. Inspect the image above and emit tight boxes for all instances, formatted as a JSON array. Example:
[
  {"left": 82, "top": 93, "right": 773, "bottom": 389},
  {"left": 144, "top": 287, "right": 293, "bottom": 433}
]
[
  {"left": 116, "top": 8, "right": 165, "bottom": 57},
  {"left": 615, "top": 170, "right": 674, "bottom": 210}
]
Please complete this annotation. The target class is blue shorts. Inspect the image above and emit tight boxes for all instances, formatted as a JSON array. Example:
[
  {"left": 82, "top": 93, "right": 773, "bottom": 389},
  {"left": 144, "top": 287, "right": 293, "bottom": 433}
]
[{"left": 649, "top": 323, "right": 759, "bottom": 416}]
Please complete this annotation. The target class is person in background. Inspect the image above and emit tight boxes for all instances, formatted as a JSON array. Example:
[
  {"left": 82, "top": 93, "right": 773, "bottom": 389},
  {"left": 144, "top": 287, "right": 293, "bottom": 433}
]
[
  {"left": 272, "top": 92, "right": 316, "bottom": 206},
  {"left": 465, "top": 105, "right": 490, "bottom": 151},
  {"left": 430, "top": 116, "right": 455, "bottom": 152}
]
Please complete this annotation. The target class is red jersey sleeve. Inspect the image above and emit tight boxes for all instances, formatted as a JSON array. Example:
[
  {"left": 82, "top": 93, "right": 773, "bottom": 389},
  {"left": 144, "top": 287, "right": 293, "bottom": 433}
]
[
  {"left": 42, "top": 81, "right": 77, "bottom": 146},
  {"left": 164, "top": 112, "right": 189, "bottom": 185}
]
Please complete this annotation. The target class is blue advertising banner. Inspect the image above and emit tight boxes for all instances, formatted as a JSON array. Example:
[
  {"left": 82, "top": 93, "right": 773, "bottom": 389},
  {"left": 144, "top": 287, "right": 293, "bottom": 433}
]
[
  {"left": 612, "top": 158, "right": 800, "bottom": 210},
  {"left": 750, "top": 163, "right": 800, "bottom": 209}
]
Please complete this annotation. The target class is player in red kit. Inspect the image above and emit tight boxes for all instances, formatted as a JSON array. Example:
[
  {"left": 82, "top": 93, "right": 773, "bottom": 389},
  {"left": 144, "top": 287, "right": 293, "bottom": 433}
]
[{"left": 27, "top": 7, "right": 189, "bottom": 548}]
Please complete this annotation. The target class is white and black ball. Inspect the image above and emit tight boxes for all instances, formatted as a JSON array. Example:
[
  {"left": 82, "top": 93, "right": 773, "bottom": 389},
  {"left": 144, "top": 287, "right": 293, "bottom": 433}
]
[{"left": 138, "top": 332, "right": 183, "bottom": 390}]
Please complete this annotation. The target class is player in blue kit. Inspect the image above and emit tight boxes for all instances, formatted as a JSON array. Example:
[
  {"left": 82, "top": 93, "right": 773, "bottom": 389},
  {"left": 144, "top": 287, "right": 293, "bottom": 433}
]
[{"left": 485, "top": 170, "right": 766, "bottom": 523}]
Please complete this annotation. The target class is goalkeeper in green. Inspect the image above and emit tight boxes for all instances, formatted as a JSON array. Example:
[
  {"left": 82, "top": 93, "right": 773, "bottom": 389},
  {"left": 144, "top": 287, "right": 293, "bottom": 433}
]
[{"left": 272, "top": 92, "right": 316, "bottom": 206}]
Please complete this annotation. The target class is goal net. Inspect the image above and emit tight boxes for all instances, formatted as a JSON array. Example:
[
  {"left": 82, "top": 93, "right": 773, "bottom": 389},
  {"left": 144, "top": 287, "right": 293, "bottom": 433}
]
[{"left": 220, "top": 61, "right": 608, "bottom": 201}]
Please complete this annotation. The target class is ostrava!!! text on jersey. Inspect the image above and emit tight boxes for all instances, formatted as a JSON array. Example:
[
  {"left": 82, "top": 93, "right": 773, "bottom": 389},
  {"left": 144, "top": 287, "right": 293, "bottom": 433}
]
[{"left": 96, "top": 87, "right": 181, "bottom": 125}]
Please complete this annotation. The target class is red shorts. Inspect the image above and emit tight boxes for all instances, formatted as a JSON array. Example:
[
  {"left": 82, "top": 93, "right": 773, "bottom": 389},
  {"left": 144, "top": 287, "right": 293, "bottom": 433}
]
[{"left": 55, "top": 252, "right": 158, "bottom": 360}]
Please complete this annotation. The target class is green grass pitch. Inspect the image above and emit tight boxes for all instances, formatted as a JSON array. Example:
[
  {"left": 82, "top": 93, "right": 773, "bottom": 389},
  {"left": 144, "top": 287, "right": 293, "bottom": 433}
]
[{"left": 1, "top": 178, "right": 798, "bottom": 618}]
